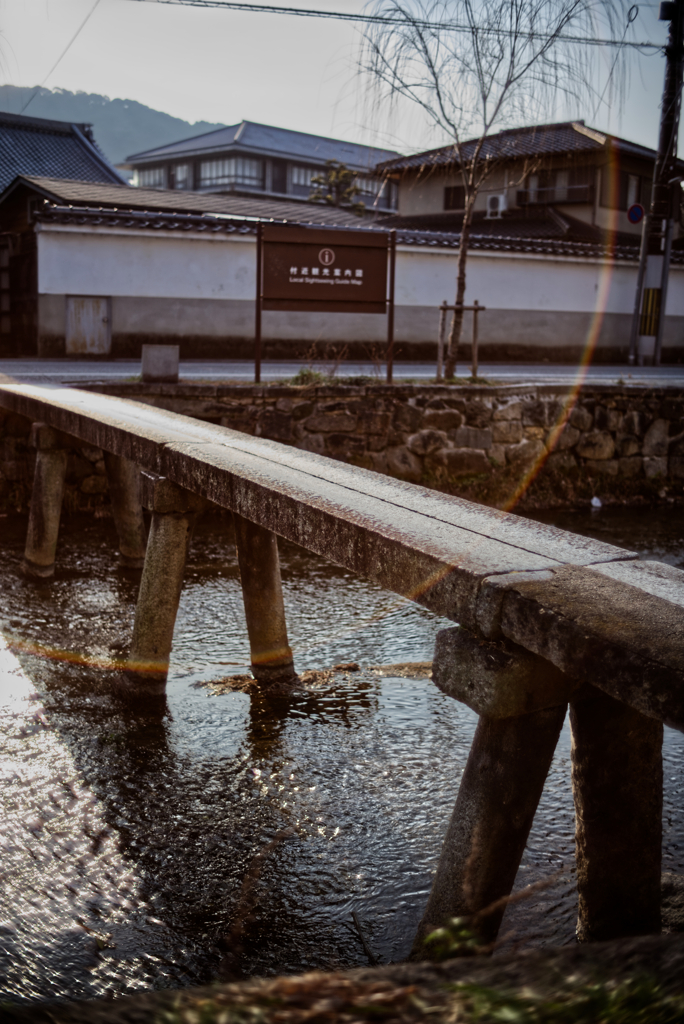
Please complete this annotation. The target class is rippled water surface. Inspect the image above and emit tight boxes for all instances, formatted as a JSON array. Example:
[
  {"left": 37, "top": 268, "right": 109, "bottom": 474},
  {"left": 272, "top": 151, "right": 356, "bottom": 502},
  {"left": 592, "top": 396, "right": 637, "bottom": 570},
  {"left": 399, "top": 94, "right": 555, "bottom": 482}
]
[{"left": 0, "top": 505, "right": 682, "bottom": 1004}]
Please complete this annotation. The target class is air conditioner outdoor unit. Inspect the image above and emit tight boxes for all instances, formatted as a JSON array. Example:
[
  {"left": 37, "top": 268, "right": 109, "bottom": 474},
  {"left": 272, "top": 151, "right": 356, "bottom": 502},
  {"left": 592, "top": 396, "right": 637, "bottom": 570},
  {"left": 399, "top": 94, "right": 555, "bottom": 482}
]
[{"left": 486, "top": 194, "right": 506, "bottom": 219}]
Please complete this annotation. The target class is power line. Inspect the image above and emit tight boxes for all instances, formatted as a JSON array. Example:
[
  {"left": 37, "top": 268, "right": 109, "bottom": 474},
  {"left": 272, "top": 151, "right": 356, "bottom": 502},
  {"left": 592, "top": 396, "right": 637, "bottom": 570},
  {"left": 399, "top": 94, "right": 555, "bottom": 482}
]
[
  {"left": 21, "top": 0, "right": 103, "bottom": 114},
  {"left": 124, "top": 0, "right": 663, "bottom": 50}
]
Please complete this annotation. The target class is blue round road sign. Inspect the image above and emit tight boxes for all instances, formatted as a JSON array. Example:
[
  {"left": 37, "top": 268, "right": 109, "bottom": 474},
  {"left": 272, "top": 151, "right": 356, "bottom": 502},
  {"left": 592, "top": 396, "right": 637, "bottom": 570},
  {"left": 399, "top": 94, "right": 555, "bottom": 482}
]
[{"left": 628, "top": 203, "right": 645, "bottom": 225}]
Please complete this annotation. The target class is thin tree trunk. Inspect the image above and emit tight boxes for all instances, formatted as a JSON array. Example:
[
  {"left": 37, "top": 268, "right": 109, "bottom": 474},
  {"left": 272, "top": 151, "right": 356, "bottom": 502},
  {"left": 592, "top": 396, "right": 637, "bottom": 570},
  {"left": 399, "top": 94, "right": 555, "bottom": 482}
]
[{"left": 444, "top": 198, "right": 475, "bottom": 380}]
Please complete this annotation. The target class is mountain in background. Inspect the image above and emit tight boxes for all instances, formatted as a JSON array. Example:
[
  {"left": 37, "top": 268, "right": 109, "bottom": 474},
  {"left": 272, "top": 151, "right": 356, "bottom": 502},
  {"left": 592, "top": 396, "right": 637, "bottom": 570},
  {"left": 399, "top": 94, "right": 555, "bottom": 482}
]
[{"left": 0, "top": 86, "right": 225, "bottom": 165}]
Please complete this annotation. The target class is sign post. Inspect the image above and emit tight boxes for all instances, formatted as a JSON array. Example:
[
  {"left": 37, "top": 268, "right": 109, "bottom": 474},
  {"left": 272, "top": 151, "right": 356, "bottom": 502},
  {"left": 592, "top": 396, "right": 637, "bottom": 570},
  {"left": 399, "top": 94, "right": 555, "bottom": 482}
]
[{"left": 254, "top": 223, "right": 396, "bottom": 383}]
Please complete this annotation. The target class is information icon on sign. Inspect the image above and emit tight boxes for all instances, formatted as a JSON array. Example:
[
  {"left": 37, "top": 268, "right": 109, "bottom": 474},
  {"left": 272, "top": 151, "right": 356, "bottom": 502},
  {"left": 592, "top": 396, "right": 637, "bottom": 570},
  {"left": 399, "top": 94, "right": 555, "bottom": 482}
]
[
  {"left": 627, "top": 203, "right": 645, "bottom": 225},
  {"left": 319, "top": 248, "right": 336, "bottom": 266}
]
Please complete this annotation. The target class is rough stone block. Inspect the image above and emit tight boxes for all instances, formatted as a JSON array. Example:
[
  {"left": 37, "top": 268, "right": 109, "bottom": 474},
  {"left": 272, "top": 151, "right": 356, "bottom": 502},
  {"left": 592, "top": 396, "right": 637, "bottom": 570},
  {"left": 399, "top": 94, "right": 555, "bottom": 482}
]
[
  {"left": 585, "top": 458, "right": 618, "bottom": 476},
  {"left": 386, "top": 445, "right": 422, "bottom": 482},
  {"left": 298, "top": 433, "right": 326, "bottom": 455},
  {"left": 594, "top": 406, "right": 621, "bottom": 432},
  {"left": 492, "top": 420, "right": 523, "bottom": 444},
  {"left": 553, "top": 424, "right": 580, "bottom": 450},
  {"left": 81, "top": 445, "right": 103, "bottom": 462},
  {"left": 141, "top": 344, "right": 179, "bottom": 383},
  {"left": 433, "top": 626, "right": 576, "bottom": 717},
  {"left": 463, "top": 400, "right": 493, "bottom": 427},
  {"left": 423, "top": 408, "right": 463, "bottom": 431},
  {"left": 619, "top": 435, "right": 641, "bottom": 457},
  {"left": 392, "top": 403, "right": 423, "bottom": 432},
  {"left": 488, "top": 443, "right": 506, "bottom": 466},
  {"left": 357, "top": 411, "right": 391, "bottom": 434},
  {"left": 506, "top": 438, "right": 545, "bottom": 468},
  {"left": 80, "top": 474, "right": 108, "bottom": 495},
  {"left": 325, "top": 433, "right": 367, "bottom": 460},
  {"left": 570, "top": 405, "right": 593, "bottom": 432},
  {"left": 670, "top": 454, "right": 684, "bottom": 478},
  {"left": 292, "top": 401, "right": 314, "bottom": 420},
  {"left": 644, "top": 456, "right": 667, "bottom": 479},
  {"left": 576, "top": 431, "right": 615, "bottom": 460},
  {"left": 493, "top": 400, "right": 522, "bottom": 421},
  {"left": 407, "top": 429, "right": 448, "bottom": 455},
  {"left": 643, "top": 419, "right": 669, "bottom": 457},
  {"left": 522, "top": 399, "right": 562, "bottom": 428},
  {"left": 618, "top": 456, "right": 642, "bottom": 478},
  {"left": 450, "top": 425, "right": 492, "bottom": 449},
  {"left": 621, "top": 409, "right": 647, "bottom": 437},
  {"left": 305, "top": 412, "right": 357, "bottom": 433},
  {"left": 524, "top": 426, "right": 546, "bottom": 440},
  {"left": 432, "top": 447, "right": 491, "bottom": 477},
  {"left": 259, "top": 409, "right": 292, "bottom": 442},
  {"left": 547, "top": 451, "right": 577, "bottom": 473}
]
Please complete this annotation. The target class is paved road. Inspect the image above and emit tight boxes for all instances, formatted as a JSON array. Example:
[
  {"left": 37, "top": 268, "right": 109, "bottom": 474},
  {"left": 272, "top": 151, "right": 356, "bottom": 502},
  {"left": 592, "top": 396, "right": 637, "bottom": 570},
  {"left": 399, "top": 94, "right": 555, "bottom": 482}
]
[{"left": 1, "top": 358, "right": 683, "bottom": 387}]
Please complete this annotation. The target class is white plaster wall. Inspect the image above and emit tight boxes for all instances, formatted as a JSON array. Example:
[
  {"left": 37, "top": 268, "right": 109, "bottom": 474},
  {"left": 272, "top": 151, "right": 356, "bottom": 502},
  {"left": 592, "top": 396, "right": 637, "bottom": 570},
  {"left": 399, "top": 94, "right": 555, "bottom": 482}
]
[
  {"left": 37, "top": 227, "right": 255, "bottom": 301},
  {"left": 395, "top": 248, "right": 684, "bottom": 317},
  {"left": 36, "top": 223, "right": 684, "bottom": 317}
]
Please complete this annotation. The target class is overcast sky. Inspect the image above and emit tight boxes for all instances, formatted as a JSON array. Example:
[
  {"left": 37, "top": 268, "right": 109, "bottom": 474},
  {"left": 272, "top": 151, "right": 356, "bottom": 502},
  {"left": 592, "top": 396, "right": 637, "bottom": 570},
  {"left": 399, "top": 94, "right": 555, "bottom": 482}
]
[{"left": 0, "top": 0, "right": 675, "bottom": 155}]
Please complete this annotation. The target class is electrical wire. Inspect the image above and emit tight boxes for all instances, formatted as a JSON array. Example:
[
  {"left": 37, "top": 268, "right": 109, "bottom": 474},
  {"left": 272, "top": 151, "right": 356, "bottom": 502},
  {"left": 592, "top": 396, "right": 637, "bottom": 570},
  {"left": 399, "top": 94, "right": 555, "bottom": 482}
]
[
  {"left": 21, "top": 0, "right": 103, "bottom": 113},
  {"left": 123, "top": 0, "right": 663, "bottom": 50}
]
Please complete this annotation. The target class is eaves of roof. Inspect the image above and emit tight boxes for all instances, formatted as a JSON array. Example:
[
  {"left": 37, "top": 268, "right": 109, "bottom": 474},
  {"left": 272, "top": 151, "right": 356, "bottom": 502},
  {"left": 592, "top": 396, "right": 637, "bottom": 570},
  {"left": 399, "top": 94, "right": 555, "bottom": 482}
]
[
  {"left": 0, "top": 120, "right": 127, "bottom": 193},
  {"left": 0, "top": 175, "right": 373, "bottom": 225},
  {"left": 375, "top": 121, "right": 669, "bottom": 175},
  {"left": 128, "top": 120, "right": 399, "bottom": 171},
  {"left": 29, "top": 199, "right": 666, "bottom": 264}
]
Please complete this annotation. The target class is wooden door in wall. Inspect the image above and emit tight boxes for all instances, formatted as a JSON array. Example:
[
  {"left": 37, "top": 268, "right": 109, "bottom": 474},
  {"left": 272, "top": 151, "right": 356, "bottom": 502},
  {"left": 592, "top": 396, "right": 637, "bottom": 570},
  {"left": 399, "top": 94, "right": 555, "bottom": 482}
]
[{"left": 66, "top": 296, "right": 111, "bottom": 355}]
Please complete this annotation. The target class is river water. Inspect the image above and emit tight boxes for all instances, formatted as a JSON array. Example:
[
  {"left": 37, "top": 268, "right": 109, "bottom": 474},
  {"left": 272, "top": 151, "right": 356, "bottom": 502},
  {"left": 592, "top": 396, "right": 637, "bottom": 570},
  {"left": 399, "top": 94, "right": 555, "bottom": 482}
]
[{"left": 0, "top": 505, "right": 682, "bottom": 1005}]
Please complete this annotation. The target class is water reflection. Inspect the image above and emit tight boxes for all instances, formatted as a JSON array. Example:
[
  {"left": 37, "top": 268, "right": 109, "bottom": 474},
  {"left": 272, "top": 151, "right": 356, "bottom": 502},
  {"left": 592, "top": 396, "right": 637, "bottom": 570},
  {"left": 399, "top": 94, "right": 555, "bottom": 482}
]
[{"left": 0, "top": 508, "right": 681, "bottom": 1004}]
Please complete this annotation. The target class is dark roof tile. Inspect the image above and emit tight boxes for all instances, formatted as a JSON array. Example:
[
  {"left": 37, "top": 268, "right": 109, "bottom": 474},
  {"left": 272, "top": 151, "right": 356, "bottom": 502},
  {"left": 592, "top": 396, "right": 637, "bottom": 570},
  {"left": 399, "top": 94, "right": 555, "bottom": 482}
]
[
  {"left": 128, "top": 119, "right": 398, "bottom": 172},
  {"left": 377, "top": 120, "right": 662, "bottom": 173},
  {"left": 0, "top": 112, "right": 125, "bottom": 192},
  {"left": 7, "top": 176, "right": 371, "bottom": 227}
]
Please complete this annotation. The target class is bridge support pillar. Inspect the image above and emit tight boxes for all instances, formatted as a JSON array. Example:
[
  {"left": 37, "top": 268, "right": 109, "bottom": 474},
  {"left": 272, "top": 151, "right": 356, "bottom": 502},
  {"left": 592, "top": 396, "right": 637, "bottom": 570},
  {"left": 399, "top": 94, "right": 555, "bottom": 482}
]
[
  {"left": 23, "top": 423, "right": 69, "bottom": 579},
  {"left": 124, "top": 473, "right": 204, "bottom": 697},
  {"left": 104, "top": 452, "right": 147, "bottom": 568},
  {"left": 233, "top": 513, "right": 297, "bottom": 686},
  {"left": 411, "top": 627, "right": 572, "bottom": 956},
  {"left": 570, "top": 688, "right": 663, "bottom": 941}
]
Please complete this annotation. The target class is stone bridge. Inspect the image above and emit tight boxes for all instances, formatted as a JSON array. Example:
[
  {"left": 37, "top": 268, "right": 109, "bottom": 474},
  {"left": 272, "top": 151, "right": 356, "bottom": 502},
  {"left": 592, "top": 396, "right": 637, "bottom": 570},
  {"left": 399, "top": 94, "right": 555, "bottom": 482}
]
[{"left": 0, "top": 379, "right": 682, "bottom": 957}]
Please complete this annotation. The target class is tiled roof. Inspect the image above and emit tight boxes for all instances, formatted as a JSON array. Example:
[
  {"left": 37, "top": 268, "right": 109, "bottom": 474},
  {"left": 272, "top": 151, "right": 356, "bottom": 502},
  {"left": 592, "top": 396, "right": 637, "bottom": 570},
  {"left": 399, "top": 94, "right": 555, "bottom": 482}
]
[
  {"left": 377, "top": 207, "right": 655, "bottom": 258},
  {"left": 27, "top": 188, "right": 663, "bottom": 263},
  {"left": 127, "top": 119, "right": 398, "bottom": 172},
  {"left": 8, "top": 176, "right": 371, "bottom": 227},
  {"left": 0, "top": 111, "right": 126, "bottom": 192},
  {"left": 376, "top": 120, "right": 664, "bottom": 174}
]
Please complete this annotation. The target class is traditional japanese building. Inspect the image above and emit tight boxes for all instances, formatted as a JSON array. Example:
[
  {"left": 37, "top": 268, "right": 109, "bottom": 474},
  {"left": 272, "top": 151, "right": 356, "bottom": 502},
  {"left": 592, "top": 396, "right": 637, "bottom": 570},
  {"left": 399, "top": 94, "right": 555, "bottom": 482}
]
[{"left": 124, "top": 120, "right": 399, "bottom": 214}]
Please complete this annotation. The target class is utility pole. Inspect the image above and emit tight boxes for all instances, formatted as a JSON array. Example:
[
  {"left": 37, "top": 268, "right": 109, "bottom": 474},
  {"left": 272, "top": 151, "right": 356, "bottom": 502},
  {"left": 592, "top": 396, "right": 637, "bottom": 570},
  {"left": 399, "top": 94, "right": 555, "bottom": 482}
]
[{"left": 629, "top": 0, "right": 684, "bottom": 366}]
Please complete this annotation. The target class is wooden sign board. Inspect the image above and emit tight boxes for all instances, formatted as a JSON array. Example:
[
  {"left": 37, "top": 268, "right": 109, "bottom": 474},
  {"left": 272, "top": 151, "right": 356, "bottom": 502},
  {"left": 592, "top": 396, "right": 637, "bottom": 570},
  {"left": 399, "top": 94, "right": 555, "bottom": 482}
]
[
  {"left": 261, "top": 224, "right": 390, "bottom": 314},
  {"left": 254, "top": 222, "right": 396, "bottom": 383}
]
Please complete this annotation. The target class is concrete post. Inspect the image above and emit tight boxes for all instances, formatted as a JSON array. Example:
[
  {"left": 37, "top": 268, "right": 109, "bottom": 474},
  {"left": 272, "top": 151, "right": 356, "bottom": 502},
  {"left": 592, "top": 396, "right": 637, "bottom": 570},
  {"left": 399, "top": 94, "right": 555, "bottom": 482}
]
[
  {"left": 570, "top": 688, "right": 663, "bottom": 941},
  {"left": 411, "top": 626, "right": 573, "bottom": 957},
  {"left": 124, "top": 473, "right": 205, "bottom": 697},
  {"left": 233, "top": 512, "right": 297, "bottom": 686},
  {"left": 411, "top": 704, "right": 567, "bottom": 955},
  {"left": 103, "top": 452, "right": 147, "bottom": 568},
  {"left": 23, "top": 423, "right": 69, "bottom": 579}
]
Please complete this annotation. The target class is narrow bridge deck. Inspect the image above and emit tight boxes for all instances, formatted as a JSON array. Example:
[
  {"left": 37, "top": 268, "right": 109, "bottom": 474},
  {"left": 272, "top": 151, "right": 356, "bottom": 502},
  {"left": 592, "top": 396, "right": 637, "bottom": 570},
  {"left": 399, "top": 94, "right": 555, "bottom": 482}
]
[{"left": 1, "top": 380, "right": 683, "bottom": 728}]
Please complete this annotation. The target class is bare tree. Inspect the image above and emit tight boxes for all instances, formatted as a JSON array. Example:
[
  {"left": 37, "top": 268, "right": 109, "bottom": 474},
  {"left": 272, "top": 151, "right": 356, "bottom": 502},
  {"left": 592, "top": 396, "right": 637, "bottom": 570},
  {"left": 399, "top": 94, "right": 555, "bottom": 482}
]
[{"left": 362, "top": 0, "right": 629, "bottom": 378}]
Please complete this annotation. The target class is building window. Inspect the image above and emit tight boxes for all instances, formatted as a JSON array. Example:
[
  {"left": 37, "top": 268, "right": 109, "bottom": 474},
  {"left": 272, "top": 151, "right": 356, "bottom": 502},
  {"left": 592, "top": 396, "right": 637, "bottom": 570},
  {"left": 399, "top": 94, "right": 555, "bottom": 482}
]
[
  {"left": 601, "top": 169, "right": 651, "bottom": 211},
  {"left": 355, "top": 176, "right": 397, "bottom": 209},
  {"left": 200, "top": 157, "right": 264, "bottom": 189},
  {"left": 136, "top": 167, "right": 166, "bottom": 188},
  {"left": 173, "top": 164, "right": 190, "bottom": 189},
  {"left": 520, "top": 168, "right": 592, "bottom": 205},
  {"left": 291, "top": 165, "right": 317, "bottom": 197},
  {"left": 444, "top": 185, "right": 465, "bottom": 210}
]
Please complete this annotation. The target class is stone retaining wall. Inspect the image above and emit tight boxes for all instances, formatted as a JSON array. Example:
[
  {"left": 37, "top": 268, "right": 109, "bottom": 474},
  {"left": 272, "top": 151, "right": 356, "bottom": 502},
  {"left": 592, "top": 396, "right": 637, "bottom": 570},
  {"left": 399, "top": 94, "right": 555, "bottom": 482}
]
[{"left": 1, "top": 381, "right": 683, "bottom": 513}]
